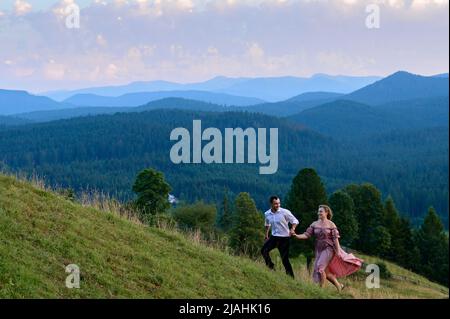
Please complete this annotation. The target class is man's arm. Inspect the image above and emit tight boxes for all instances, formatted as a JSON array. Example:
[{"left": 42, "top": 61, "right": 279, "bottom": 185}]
[
  {"left": 290, "top": 223, "right": 298, "bottom": 235},
  {"left": 265, "top": 225, "right": 270, "bottom": 240},
  {"left": 286, "top": 210, "right": 299, "bottom": 235}
]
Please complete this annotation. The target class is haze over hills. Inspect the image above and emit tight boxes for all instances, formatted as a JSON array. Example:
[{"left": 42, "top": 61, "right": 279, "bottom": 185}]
[
  {"left": 286, "top": 91, "right": 344, "bottom": 102},
  {"left": 12, "top": 98, "right": 230, "bottom": 123},
  {"left": 0, "top": 89, "right": 72, "bottom": 116},
  {"left": 250, "top": 71, "right": 449, "bottom": 117},
  {"left": 3, "top": 71, "right": 446, "bottom": 118},
  {"left": 14, "top": 93, "right": 338, "bottom": 122},
  {"left": 42, "top": 74, "right": 381, "bottom": 102},
  {"left": 11, "top": 107, "right": 131, "bottom": 123},
  {"left": 5, "top": 71, "right": 449, "bottom": 124},
  {"left": 215, "top": 74, "right": 381, "bottom": 102},
  {"left": 63, "top": 90, "right": 264, "bottom": 107}
]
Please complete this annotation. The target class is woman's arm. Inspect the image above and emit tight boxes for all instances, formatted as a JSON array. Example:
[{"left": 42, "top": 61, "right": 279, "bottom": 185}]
[
  {"left": 293, "top": 225, "right": 314, "bottom": 240},
  {"left": 294, "top": 233, "right": 309, "bottom": 240}
]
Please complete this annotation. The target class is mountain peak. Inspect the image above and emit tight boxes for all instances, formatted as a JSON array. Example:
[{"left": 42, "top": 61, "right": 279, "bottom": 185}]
[
  {"left": 386, "top": 70, "right": 421, "bottom": 79},
  {"left": 345, "top": 70, "right": 449, "bottom": 105}
]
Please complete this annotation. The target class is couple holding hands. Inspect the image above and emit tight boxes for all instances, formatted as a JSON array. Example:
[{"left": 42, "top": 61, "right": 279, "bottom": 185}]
[{"left": 261, "top": 196, "right": 363, "bottom": 292}]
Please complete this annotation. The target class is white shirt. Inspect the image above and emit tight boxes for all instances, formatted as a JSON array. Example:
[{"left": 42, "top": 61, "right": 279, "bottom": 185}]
[{"left": 264, "top": 208, "right": 299, "bottom": 237}]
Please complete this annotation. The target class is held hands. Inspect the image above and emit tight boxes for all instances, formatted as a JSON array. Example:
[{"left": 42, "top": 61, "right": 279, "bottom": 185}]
[{"left": 289, "top": 229, "right": 297, "bottom": 237}]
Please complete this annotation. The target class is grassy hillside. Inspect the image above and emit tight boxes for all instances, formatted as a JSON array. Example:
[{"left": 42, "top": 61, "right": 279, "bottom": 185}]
[
  {"left": 0, "top": 173, "right": 336, "bottom": 299},
  {"left": 0, "top": 173, "right": 448, "bottom": 299}
]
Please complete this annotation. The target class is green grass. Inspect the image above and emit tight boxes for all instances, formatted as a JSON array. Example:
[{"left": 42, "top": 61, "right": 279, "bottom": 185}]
[
  {"left": 0, "top": 174, "right": 337, "bottom": 298},
  {"left": 0, "top": 173, "right": 448, "bottom": 299}
]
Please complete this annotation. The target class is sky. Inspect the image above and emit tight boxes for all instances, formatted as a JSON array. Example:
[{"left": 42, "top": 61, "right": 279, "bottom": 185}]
[{"left": 0, "top": 0, "right": 448, "bottom": 92}]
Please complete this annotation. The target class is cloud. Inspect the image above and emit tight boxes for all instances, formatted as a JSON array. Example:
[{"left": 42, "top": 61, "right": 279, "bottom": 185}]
[
  {"left": 14, "top": 0, "right": 32, "bottom": 16},
  {"left": 0, "top": 0, "right": 447, "bottom": 92},
  {"left": 246, "top": 42, "right": 265, "bottom": 60},
  {"left": 43, "top": 61, "right": 66, "bottom": 80}
]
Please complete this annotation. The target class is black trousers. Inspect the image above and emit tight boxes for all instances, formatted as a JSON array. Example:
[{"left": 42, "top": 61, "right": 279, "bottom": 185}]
[{"left": 261, "top": 235, "right": 295, "bottom": 278}]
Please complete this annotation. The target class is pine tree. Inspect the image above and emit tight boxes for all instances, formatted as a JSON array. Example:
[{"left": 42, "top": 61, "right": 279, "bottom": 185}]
[
  {"left": 344, "top": 183, "right": 390, "bottom": 256},
  {"left": 415, "top": 207, "right": 449, "bottom": 286},
  {"left": 218, "top": 187, "right": 233, "bottom": 232},
  {"left": 329, "top": 191, "right": 358, "bottom": 247},
  {"left": 397, "top": 216, "right": 420, "bottom": 270},
  {"left": 285, "top": 168, "right": 327, "bottom": 270},
  {"left": 229, "top": 192, "right": 265, "bottom": 257},
  {"left": 382, "top": 196, "right": 401, "bottom": 260},
  {"left": 383, "top": 196, "right": 400, "bottom": 231}
]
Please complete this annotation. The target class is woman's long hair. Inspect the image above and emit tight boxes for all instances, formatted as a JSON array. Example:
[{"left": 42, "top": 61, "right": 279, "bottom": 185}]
[{"left": 319, "top": 204, "right": 333, "bottom": 220}]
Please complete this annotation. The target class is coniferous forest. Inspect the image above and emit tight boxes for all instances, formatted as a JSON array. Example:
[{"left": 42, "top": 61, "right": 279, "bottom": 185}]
[{"left": 0, "top": 106, "right": 447, "bottom": 227}]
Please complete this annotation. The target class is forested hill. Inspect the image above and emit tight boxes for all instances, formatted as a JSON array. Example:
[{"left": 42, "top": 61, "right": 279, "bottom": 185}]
[
  {"left": 0, "top": 108, "right": 447, "bottom": 227},
  {"left": 0, "top": 109, "right": 335, "bottom": 210},
  {"left": 288, "top": 96, "right": 449, "bottom": 141}
]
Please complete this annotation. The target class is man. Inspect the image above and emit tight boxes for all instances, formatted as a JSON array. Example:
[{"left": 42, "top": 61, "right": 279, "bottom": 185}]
[{"left": 261, "top": 195, "right": 299, "bottom": 278}]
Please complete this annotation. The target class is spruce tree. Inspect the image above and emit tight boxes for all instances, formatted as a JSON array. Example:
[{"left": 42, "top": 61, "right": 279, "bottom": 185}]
[
  {"left": 382, "top": 196, "right": 401, "bottom": 260},
  {"left": 229, "top": 192, "right": 265, "bottom": 257},
  {"left": 218, "top": 187, "right": 233, "bottom": 232},
  {"left": 415, "top": 207, "right": 449, "bottom": 286},
  {"left": 344, "top": 183, "right": 390, "bottom": 256},
  {"left": 329, "top": 191, "right": 358, "bottom": 247},
  {"left": 285, "top": 168, "right": 327, "bottom": 271},
  {"left": 397, "top": 216, "right": 420, "bottom": 270}
]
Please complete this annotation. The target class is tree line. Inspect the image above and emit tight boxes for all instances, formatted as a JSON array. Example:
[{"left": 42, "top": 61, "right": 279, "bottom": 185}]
[
  {"left": 132, "top": 166, "right": 449, "bottom": 287},
  {"left": 0, "top": 108, "right": 447, "bottom": 227}
]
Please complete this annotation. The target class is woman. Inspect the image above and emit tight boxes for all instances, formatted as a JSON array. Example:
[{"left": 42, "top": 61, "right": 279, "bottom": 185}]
[{"left": 292, "top": 205, "right": 363, "bottom": 291}]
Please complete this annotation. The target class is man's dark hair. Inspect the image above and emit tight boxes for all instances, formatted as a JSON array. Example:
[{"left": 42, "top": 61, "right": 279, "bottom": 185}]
[{"left": 269, "top": 195, "right": 279, "bottom": 203}]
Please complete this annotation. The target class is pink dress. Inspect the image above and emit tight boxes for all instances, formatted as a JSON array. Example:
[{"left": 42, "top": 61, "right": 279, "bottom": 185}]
[{"left": 303, "top": 224, "right": 363, "bottom": 283}]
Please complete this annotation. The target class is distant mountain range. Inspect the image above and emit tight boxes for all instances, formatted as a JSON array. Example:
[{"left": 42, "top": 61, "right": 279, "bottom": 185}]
[
  {"left": 0, "top": 70, "right": 448, "bottom": 227},
  {"left": 1, "top": 71, "right": 448, "bottom": 120},
  {"left": 12, "top": 98, "right": 228, "bottom": 123},
  {"left": 63, "top": 90, "right": 263, "bottom": 107},
  {"left": 0, "top": 89, "right": 72, "bottom": 116},
  {"left": 42, "top": 74, "right": 381, "bottom": 102}
]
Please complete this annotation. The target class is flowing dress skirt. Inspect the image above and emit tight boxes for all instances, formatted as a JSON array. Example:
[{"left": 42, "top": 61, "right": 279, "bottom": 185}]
[{"left": 327, "top": 248, "right": 363, "bottom": 278}]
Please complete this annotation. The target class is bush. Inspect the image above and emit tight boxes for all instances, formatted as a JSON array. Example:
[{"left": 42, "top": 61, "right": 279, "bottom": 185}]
[
  {"left": 229, "top": 192, "right": 264, "bottom": 257},
  {"left": 172, "top": 201, "right": 217, "bottom": 234},
  {"left": 377, "top": 262, "right": 392, "bottom": 279}
]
